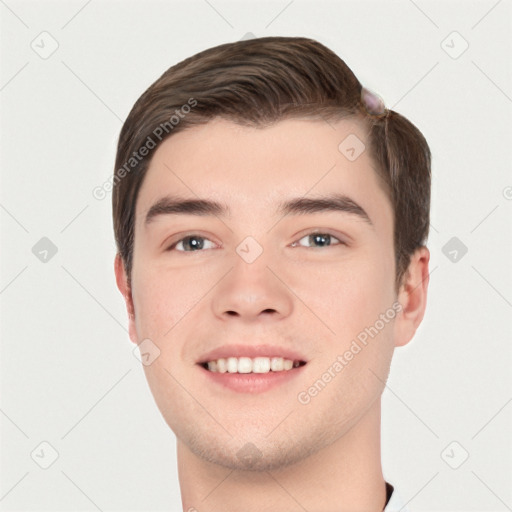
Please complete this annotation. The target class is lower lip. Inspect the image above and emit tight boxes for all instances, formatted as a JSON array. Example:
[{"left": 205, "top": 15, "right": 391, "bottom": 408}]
[{"left": 197, "top": 364, "right": 307, "bottom": 393}]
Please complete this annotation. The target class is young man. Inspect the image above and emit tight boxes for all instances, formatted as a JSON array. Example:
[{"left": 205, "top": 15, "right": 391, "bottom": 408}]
[{"left": 113, "top": 36, "right": 431, "bottom": 511}]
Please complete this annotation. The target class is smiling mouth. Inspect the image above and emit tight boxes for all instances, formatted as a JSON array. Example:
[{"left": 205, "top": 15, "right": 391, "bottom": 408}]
[{"left": 199, "top": 356, "right": 307, "bottom": 374}]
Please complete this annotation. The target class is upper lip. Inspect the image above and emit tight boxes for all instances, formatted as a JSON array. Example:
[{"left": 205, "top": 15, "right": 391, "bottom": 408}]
[{"left": 197, "top": 344, "right": 308, "bottom": 364}]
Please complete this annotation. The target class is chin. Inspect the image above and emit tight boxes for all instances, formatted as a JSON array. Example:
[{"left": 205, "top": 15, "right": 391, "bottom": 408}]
[
  {"left": 189, "top": 438, "right": 315, "bottom": 472},
  {"left": 177, "top": 417, "right": 335, "bottom": 473}
]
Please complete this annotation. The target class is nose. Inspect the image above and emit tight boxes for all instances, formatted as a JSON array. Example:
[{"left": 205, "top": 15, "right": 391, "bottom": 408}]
[{"left": 211, "top": 250, "right": 294, "bottom": 323}]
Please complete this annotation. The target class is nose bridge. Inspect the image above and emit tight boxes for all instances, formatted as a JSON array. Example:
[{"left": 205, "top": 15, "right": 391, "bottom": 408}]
[{"left": 211, "top": 233, "right": 293, "bottom": 320}]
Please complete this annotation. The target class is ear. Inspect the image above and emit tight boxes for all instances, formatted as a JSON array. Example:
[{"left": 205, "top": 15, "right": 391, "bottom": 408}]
[
  {"left": 114, "top": 254, "right": 138, "bottom": 345},
  {"left": 393, "top": 246, "right": 430, "bottom": 348}
]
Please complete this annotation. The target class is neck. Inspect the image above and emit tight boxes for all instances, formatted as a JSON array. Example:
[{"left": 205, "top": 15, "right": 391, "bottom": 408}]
[{"left": 177, "top": 399, "right": 387, "bottom": 512}]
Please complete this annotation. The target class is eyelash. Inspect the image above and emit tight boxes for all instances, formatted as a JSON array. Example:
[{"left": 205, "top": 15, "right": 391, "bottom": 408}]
[{"left": 166, "top": 231, "right": 345, "bottom": 252}]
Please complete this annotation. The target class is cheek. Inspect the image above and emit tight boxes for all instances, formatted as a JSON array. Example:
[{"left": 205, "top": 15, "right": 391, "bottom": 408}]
[
  {"left": 131, "top": 266, "right": 187, "bottom": 339},
  {"left": 131, "top": 259, "right": 221, "bottom": 345},
  {"left": 296, "top": 250, "right": 394, "bottom": 338},
  {"left": 299, "top": 254, "right": 395, "bottom": 416}
]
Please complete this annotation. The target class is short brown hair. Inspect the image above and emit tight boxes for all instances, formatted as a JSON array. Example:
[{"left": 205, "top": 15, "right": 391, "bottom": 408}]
[{"left": 113, "top": 36, "right": 431, "bottom": 291}]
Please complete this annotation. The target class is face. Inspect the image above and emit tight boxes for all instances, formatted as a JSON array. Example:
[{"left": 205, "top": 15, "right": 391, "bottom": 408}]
[{"left": 117, "top": 117, "right": 413, "bottom": 471}]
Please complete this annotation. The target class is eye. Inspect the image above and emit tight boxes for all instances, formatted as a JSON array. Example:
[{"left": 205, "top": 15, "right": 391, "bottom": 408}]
[
  {"left": 291, "top": 232, "right": 344, "bottom": 249},
  {"left": 166, "top": 231, "right": 344, "bottom": 252},
  {"left": 167, "top": 235, "right": 216, "bottom": 252}
]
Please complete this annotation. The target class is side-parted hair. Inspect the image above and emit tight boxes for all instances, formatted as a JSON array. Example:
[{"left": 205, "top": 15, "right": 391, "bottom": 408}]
[{"left": 112, "top": 36, "right": 431, "bottom": 291}]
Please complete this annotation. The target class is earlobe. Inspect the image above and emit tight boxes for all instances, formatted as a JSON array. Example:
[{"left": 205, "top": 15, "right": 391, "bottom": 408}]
[
  {"left": 394, "top": 247, "right": 430, "bottom": 348},
  {"left": 114, "top": 254, "right": 138, "bottom": 344}
]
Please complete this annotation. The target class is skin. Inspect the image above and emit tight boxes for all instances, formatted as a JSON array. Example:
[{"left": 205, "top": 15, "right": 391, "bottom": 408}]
[{"left": 115, "top": 117, "right": 430, "bottom": 512}]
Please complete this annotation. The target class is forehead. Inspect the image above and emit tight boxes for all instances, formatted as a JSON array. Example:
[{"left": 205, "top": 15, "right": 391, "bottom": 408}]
[{"left": 135, "top": 117, "right": 392, "bottom": 231}]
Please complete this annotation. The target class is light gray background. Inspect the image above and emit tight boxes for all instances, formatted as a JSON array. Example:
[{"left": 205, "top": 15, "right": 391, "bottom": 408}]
[{"left": 1, "top": 0, "right": 511, "bottom": 510}]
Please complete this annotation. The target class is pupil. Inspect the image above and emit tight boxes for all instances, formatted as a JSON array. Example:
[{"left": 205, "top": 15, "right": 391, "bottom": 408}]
[
  {"left": 186, "top": 237, "right": 203, "bottom": 250},
  {"left": 312, "top": 234, "right": 330, "bottom": 247}
]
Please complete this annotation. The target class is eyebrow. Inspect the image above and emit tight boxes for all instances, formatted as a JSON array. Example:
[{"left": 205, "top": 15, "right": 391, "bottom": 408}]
[{"left": 144, "top": 193, "right": 373, "bottom": 227}]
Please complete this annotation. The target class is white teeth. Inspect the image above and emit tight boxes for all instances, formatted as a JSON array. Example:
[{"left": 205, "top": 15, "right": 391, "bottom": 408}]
[
  {"left": 227, "top": 357, "right": 238, "bottom": 373},
  {"left": 216, "top": 358, "right": 227, "bottom": 373},
  {"left": 270, "top": 357, "right": 284, "bottom": 371},
  {"left": 253, "top": 357, "right": 271, "bottom": 373},
  {"left": 204, "top": 356, "right": 302, "bottom": 373},
  {"left": 237, "top": 357, "right": 252, "bottom": 374}
]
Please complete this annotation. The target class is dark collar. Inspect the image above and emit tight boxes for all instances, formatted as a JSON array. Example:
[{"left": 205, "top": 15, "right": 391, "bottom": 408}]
[{"left": 383, "top": 482, "right": 394, "bottom": 510}]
